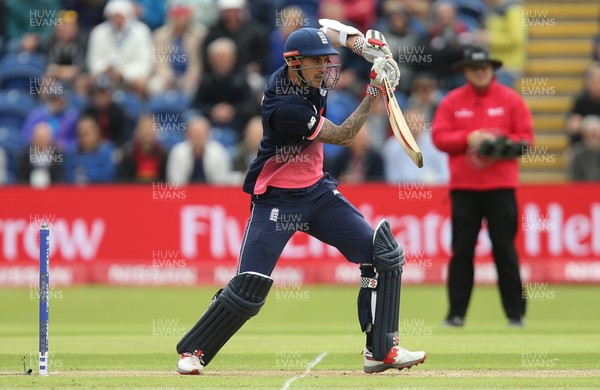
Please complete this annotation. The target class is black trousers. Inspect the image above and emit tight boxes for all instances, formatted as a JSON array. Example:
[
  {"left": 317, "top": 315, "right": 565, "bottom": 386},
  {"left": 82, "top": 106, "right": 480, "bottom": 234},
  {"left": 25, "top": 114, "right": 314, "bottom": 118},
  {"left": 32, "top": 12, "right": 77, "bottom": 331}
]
[{"left": 447, "top": 189, "right": 526, "bottom": 320}]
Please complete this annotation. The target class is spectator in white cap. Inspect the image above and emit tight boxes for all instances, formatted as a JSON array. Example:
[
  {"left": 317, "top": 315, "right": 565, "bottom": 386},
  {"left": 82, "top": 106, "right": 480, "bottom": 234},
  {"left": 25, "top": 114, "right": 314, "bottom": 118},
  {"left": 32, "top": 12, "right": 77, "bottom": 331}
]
[{"left": 86, "top": 0, "right": 154, "bottom": 97}]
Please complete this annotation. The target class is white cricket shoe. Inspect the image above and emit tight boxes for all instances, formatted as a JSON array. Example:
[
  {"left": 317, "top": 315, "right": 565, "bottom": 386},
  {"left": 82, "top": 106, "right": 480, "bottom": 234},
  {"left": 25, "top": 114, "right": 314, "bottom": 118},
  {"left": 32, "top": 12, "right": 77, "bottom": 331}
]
[
  {"left": 176, "top": 351, "right": 204, "bottom": 375},
  {"left": 363, "top": 346, "right": 426, "bottom": 373}
]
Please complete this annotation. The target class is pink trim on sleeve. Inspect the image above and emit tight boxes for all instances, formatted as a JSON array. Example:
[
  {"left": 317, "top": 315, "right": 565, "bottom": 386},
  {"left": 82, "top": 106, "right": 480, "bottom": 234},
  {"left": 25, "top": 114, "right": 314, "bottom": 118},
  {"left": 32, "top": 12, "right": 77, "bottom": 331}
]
[{"left": 306, "top": 116, "right": 324, "bottom": 140}]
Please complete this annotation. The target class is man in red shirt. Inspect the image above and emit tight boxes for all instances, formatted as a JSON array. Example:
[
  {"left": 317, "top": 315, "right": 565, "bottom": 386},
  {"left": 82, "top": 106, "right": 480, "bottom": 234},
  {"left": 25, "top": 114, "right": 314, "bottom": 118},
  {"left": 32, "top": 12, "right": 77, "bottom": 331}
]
[{"left": 432, "top": 46, "right": 533, "bottom": 327}]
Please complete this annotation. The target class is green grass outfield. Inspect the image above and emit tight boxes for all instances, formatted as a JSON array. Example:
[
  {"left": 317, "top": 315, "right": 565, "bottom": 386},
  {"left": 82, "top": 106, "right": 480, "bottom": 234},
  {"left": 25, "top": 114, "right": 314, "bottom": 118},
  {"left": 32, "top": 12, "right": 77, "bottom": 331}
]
[{"left": 1, "top": 284, "right": 599, "bottom": 389}]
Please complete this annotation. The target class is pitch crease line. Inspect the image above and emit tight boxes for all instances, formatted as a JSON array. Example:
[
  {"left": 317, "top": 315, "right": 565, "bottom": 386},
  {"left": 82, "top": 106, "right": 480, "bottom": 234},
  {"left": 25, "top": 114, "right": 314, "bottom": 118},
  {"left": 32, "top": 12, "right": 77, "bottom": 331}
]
[{"left": 280, "top": 352, "right": 328, "bottom": 390}]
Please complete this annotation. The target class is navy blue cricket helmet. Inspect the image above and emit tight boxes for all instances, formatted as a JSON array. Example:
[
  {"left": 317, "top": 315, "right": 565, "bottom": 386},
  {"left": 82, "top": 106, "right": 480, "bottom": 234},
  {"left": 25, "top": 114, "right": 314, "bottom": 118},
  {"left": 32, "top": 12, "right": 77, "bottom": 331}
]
[
  {"left": 283, "top": 28, "right": 339, "bottom": 60},
  {"left": 283, "top": 28, "right": 340, "bottom": 89}
]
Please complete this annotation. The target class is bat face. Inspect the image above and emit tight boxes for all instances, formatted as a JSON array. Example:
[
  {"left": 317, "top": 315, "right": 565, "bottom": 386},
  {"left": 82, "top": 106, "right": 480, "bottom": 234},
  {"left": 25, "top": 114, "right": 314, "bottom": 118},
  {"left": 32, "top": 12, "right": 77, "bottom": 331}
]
[{"left": 382, "top": 78, "right": 424, "bottom": 168}]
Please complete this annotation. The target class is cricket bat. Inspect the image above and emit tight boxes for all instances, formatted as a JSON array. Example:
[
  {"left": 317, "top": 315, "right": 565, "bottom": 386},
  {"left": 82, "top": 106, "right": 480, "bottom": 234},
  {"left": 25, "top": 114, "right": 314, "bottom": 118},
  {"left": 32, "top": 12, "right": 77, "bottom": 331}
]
[{"left": 381, "top": 77, "right": 424, "bottom": 168}]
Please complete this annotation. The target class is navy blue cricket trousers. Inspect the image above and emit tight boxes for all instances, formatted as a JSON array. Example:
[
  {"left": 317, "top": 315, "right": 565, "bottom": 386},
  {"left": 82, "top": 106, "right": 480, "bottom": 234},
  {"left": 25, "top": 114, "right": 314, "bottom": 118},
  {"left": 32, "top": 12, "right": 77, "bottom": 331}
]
[{"left": 237, "top": 175, "right": 375, "bottom": 275}]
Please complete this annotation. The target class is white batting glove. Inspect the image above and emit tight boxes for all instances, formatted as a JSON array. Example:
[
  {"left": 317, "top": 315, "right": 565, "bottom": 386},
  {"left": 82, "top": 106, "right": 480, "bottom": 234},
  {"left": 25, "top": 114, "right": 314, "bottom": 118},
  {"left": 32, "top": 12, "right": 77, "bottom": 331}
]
[
  {"left": 353, "top": 30, "right": 392, "bottom": 62},
  {"left": 367, "top": 57, "right": 388, "bottom": 100},
  {"left": 353, "top": 31, "right": 400, "bottom": 90},
  {"left": 382, "top": 56, "right": 400, "bottom": 90}
]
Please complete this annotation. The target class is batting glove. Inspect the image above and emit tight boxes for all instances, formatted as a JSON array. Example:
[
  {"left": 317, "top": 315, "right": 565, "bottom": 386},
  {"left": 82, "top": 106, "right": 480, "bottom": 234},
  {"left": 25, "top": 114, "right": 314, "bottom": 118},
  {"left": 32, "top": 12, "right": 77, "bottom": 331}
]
[
  {"left": 382, "top": 57, "right": 400, "bottom": 90},
  {"left": 353, "top": 31, "right": 400, "bottom": 90},
  {"left": 353, "top": 30, "right": 392, "bottom": 62},
  {"left": 367, "top": 57, "right": 388, "bottom": 100}
]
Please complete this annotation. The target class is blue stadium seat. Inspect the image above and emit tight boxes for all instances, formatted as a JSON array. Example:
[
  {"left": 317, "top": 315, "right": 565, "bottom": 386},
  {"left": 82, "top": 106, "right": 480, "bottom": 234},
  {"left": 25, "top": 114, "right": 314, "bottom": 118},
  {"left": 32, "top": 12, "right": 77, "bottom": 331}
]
[
  {"left": 0, "top": 124, "right": 22, "bottom": 152},
  {"left": 394, "top": 89, "right": 409, "bottom": 111},
  {"left": 0, "top": 124, "right": 25, "bottom": 180},
  {"left": 147, "top": 90, "right": 189, "bottom": 150},
  {"left": 112, "top": 89, "right": 144, "bottom": 138},
  {"left": 455, "top": 0, "right": 486, "bottom": 31},
  {"left": 0, "top": 37, "right": 5, "bottom": 58},
  {"left": 458, "top": 14, "right": 483, "bottom": 32},
  {"left": 0, "top": 89, "right": 37, "bottom": 129},
  {"left": 0, "top": 52, "right": 47, "bottom": 91},
  {"left": 65, "top": 90, "right": 87, "bottom": 112},
  {"left": 147, "top": 90, "right": 189, "bottom": 115}
]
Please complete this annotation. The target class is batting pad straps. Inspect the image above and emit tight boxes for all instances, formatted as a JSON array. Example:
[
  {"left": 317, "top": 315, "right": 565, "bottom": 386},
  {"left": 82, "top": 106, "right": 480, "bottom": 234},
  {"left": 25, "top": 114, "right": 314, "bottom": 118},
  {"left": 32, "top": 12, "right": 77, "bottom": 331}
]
[
  {"left": 360, "top": 276, "right": 378, "bottom": 289},
  {"left": 176, "top": 272, "right": 273, "bottom": 365},
  {"left": 357, "top": 263, "right": 376, "bottom": 333}
]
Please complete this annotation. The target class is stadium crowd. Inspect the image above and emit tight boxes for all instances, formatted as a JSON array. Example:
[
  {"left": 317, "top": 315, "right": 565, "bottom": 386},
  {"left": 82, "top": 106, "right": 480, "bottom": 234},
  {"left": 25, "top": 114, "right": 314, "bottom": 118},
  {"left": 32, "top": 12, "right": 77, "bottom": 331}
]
[{"left": 0, "top": 0, "right": 597, "bottom": 186}]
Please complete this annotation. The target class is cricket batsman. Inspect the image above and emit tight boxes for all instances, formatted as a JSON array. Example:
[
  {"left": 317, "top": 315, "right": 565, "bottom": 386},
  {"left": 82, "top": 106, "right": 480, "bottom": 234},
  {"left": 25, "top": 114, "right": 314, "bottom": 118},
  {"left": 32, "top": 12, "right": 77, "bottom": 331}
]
[{"left": 175, "top": 19, "right": 427, "bottom": 374}]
